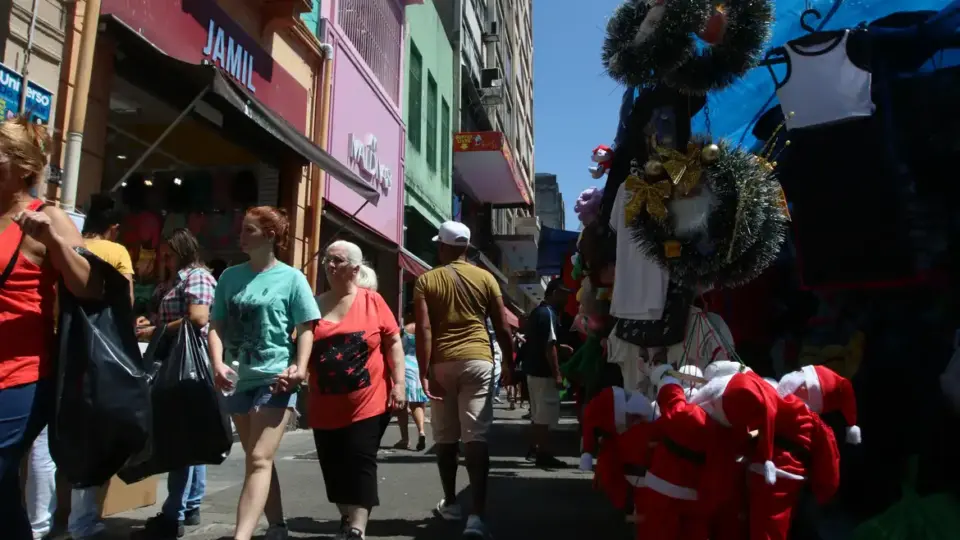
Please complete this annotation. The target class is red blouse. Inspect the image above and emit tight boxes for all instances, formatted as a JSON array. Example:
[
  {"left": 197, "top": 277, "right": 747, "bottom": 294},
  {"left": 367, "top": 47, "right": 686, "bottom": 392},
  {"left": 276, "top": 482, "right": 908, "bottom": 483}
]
[
  {"left": 308, "top": 289, "right": 399, "bottom": 430},
  {"left": 0, "top": 199, "right": 58, "bottom": 389}
]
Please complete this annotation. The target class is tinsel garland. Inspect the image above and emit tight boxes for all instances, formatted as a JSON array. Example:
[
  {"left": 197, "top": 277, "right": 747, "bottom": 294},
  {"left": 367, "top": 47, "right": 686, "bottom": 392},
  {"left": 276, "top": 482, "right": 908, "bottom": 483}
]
[
  {"left": 602, "top": 0, "right": 710, "bottom": 88},
  {"left": 664, "top": 0, "right": 775, "bottom": 95},
  {"left": 629, "top": 142, "right": 787, "bottom": 288}
]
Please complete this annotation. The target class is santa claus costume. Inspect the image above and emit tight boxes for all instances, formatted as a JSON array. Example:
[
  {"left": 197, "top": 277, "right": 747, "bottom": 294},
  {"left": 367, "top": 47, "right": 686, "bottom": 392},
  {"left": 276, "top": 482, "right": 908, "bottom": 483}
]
[
  {"left": 637, "top": 365, "right": 713, "bottom": 540},
  {"left": 694, "top": 368, "right": 841, "bottom": 540},
  {"left": 579, "top": 386, "right": 652, "bottom": 509},
  {"left": 777, "top": 364, "right": 862, "bottom": 445}
]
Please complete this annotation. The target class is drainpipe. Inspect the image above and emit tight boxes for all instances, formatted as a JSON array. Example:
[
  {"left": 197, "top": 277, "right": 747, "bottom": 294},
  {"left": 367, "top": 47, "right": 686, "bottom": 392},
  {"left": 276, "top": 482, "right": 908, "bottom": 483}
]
[
  {"left": 18, "top": 0, "right": 40, "bottom": 113},
  {"left": 60, "top": 0, "right": 102, "bottom": 211},
  {"left": 306, "top": 41, "right": 335, "bottom": 289}
]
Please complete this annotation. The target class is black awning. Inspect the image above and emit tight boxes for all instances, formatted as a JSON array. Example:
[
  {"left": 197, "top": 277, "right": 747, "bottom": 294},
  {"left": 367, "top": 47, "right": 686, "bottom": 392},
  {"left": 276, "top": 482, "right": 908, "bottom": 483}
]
[{"left": 99, "top": 15, "right": 380, "bottom": 205}]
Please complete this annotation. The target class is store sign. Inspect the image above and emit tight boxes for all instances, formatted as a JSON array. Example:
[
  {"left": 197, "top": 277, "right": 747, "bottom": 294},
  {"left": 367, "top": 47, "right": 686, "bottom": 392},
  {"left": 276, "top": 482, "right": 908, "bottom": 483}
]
[
  {"left": 202, "top": 19, "right": 256, "bottom": 92},
  {"left": 454, "top": 131, "right": 504, "bottom": 152},
  {"left": 348, "top": 133, "right": 393, "bottom": 193},
  {"left": 0, "top": 62, "right": 53, "bottom": 124}
]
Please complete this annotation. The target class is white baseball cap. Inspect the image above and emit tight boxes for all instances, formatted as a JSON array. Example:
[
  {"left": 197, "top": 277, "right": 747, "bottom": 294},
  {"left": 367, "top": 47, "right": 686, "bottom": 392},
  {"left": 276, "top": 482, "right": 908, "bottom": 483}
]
[{"left": 432, "top": 221, "right": 471, "bottom": 246}]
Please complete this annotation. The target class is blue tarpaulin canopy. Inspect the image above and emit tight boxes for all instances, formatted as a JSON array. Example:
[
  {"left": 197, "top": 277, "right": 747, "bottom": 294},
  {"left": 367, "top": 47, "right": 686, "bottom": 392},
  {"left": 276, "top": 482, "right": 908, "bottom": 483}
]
[
  {"left": 695, "top": 0, "right": 960, "bottom": 146},
  {"left": 537, "top": 227, "right": 579, "bottom": 276}
]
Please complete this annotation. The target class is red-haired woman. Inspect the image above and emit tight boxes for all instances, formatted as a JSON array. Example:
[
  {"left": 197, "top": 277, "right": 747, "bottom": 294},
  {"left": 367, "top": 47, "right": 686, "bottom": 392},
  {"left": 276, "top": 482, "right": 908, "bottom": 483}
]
[{"left": 208, "top": 206, "right": 321, "bottom": 540}]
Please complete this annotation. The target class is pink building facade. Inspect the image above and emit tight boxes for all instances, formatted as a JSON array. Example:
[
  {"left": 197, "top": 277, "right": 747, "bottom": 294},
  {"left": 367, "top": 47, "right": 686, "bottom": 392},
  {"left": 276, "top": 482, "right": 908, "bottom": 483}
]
[{"left": 322, "top": 0, "right": 406, "bottom": 246}]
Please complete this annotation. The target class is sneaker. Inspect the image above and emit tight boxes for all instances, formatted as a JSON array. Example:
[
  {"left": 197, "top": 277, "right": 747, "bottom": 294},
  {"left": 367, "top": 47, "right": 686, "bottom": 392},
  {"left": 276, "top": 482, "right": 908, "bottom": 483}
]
[
  {"left": 392, "top": 440, "right": 410, "bottom": 450},
  {"left": 525, "top": 446, "right": 537, "bottom": 461},
  {"left": 265, "top": 523, "right": 289, "bottom": 540},
  {"left": 416, "top": 434, "right": 427, "bottom": 451},
  {"left": 344, "top": 527, "right": 364, "bottom": 539},
  {"left": 462, "top": 515, "right": 489, "bottom": 538},
  {"left": 434, "top": 498, "right": 463, "bottom": 521},
  {"left": 509, "top": 402, "right": 516, "bottom": 410},
  {"left": 535, "top": 453, "right": 567, "bottom": 470},
  {"left": 141, "top": 514, "right": 184, "bottom": 539},
  {"left": 183, "top": 509, "right": 201, "bottom": 527},
  {"left": 493, "top": 396, "right": 502, "bottom": 404}
]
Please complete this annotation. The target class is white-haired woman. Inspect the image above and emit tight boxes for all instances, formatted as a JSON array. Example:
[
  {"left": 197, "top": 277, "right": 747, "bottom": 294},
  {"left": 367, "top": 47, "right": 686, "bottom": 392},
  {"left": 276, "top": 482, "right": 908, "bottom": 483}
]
[{"left": 307, "top": 240, "right": 405, "bottom": 539}]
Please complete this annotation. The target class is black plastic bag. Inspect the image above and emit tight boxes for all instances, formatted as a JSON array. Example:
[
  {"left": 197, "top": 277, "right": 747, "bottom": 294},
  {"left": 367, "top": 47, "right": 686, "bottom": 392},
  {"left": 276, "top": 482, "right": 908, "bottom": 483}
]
[
  {"left": 51, "top": 249, "right": 152, "bottom": 488},
  {"left": 119, "top": 320, "right": 232, "bottom": 483}
]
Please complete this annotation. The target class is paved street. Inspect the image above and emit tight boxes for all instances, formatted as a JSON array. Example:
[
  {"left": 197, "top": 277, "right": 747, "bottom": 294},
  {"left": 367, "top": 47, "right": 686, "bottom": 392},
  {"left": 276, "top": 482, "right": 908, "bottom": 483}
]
[{"left": 104, "top": 401, "right": 630, "bottom": 540}]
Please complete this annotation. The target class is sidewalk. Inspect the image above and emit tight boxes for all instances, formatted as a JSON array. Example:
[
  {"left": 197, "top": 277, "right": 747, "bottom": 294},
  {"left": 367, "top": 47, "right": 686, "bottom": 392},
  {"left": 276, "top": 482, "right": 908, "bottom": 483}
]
[{"left": 104, "top": 401, "right": 629, "bottom": 539}]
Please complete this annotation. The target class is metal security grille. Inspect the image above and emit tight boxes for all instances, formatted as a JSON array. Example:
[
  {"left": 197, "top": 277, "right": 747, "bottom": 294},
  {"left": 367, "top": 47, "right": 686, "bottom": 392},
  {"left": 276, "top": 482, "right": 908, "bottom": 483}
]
[{"left": 338, "top": 0, "right": 402, "bottom": 104}]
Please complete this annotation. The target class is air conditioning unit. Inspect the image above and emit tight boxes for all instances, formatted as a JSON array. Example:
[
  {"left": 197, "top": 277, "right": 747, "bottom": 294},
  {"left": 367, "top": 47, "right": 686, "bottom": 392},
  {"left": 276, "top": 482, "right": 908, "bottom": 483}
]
[
  {"left": 482, "top": 20, "right": 500, "bottom": 43},
  {"left": 480, "top": 86, "right": 504, "bottom": 105},
  {"left": 480, "top": 67, "right": 503, "bottom": 89}
]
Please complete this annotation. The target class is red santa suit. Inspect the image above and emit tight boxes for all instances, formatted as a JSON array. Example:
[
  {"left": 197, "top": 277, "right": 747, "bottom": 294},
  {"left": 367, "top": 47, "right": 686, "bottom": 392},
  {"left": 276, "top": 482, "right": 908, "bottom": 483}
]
[
  {"left": 777, "top": 364, "right": 862, "bottom": 444},
  {"left": 638, "top": 365, "right": 712, "bottom": 540},
  {"left": 580, "top": 386, "right": 633, "bottom": 509}
]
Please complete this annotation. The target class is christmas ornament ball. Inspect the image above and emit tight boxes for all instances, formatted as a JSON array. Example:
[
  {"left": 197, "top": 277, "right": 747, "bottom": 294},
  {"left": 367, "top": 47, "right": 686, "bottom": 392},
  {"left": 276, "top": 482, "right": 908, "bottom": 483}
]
[
  {"left": 644, "top": 160, "right": 665, "bottom": 176},
  {"left": 701, "top": 144, "right": 721, "bottom": 164}
]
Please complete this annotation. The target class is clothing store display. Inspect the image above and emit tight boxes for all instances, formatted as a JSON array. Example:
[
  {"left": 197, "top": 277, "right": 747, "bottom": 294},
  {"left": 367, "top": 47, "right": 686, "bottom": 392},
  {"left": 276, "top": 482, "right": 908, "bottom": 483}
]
[
  {"left": 606, "top": 331, "right": 646, "bottom": 393},
  {"left": 613, "top": 280, "right": 693, "bottom": 348},
  {"left": 161, "top": 212, "right": 188, "bottom": 238},
  {"left": 609, "top": 183, "right": 670, "bottom": 321},
  {"left": 776, "top": 31, "right": 875, "bottom": 130}
]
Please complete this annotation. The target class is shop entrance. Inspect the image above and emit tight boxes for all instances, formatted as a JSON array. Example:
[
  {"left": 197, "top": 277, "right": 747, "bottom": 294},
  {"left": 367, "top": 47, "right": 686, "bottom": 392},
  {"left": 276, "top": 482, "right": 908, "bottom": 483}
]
[{"left": 98, "top": 73, "right": 279, "bottom": 316}]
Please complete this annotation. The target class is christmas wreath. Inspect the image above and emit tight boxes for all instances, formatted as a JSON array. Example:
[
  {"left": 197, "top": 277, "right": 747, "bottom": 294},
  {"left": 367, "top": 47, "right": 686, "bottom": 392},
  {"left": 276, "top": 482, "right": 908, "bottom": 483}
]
[
  {"left": 627, "top": 141, "right": 787, "bottom": 288},
  {"left": 602, "top": 0, "right": 711, "bottom": 89},
  {"left": 664, "top": 0, "right": 775, "bottom": 95}
]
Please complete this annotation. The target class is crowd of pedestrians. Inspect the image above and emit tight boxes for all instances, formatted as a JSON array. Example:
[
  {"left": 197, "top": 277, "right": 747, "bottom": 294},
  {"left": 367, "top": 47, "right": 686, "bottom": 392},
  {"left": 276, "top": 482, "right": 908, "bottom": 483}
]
[{"left": 0, "top": 115, "right": 565, "bottom": 540}]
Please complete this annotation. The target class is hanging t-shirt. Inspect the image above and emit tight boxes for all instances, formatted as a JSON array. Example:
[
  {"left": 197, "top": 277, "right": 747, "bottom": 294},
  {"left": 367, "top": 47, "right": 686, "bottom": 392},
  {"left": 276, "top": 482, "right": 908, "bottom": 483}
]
[
  {"left": 609, "top": 183, "right": 669, "bottom": 320},
  {"left": 776, "top": 30, "right": 875, "bottom": 130},
  {"left": 211, "top": 261, "right": 321, "bottom": 392},
  {"left": 308, "top": 288, "right": 400, "bottom": 430}
]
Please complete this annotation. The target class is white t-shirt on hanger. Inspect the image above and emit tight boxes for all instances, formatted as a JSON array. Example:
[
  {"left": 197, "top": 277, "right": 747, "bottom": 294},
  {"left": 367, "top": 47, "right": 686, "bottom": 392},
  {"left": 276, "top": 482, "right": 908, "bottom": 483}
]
[{"left": 609, "top": 182, "right": 670, "bottom": 321}]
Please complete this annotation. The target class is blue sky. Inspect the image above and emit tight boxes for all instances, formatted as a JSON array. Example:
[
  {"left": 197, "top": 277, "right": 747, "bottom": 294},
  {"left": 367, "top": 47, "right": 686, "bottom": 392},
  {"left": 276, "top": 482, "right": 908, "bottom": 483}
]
[{"left": 532, "top": 0, "right": 625, "bottom": 231}]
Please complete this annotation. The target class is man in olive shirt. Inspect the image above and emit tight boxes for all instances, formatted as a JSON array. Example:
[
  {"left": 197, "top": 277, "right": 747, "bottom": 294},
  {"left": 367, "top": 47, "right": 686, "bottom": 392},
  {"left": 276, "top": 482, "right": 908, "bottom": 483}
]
[{"left": 413, "top": 221, "right": 514, "bottom": 539}]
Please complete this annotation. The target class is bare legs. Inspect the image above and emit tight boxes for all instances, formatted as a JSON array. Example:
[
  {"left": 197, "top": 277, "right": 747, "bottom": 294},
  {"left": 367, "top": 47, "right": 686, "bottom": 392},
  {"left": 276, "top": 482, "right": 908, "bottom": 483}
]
[
  {"left": 410, "top": 404, "right": 426, "bottom": 439},
  {"left": 395, "top": 404, "right": 427, "bottom": 450},
  {"left": 232, "top": 408, "right": 291, "bottom": 540}
]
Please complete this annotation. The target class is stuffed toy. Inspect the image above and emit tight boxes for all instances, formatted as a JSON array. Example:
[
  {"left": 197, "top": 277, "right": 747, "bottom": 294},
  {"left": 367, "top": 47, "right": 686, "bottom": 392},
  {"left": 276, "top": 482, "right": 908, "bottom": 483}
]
[
  {"left": 574, "top": 187, "right": 604, "bottom": 226},
  {"left": 638, "top": 364, "right": 711, "bottom": 540},
  {"left": 580, "top": 386, "right": 638, "bottom": 510},
  {"left": 777, "top": 364, "right": 862, "bottom": 444},
  {"left": 589, "top": 145, "right": 614, "bottom": 179}
]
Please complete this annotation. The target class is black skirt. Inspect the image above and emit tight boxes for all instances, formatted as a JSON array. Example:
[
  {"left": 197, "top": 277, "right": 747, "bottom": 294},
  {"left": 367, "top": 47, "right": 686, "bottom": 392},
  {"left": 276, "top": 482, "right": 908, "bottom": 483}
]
[{"left": 313, "top": 412, "right": 390, "bottom": 507}]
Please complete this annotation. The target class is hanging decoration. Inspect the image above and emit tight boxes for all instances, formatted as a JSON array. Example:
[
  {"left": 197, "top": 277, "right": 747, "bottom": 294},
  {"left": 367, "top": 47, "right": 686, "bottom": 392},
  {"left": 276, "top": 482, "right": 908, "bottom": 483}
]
[
  {"left": 629, "top": 141, "right": 788, "bottom": 289},
  {"left": 623, "top": 160, "right": 673, "bottom": 225},
  {"left": 602, "top": 0, "right": 773, "bottom": 96},
  {"left": 602, "top": 0, "right": 711, "bottom": 89}
]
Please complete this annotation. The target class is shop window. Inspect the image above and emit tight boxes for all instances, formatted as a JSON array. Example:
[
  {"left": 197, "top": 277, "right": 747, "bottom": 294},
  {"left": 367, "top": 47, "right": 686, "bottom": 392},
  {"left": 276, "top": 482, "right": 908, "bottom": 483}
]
[
  {"left": 441, "top": 98, "right": 450, "bottom": 187},
  {"left": 338, "top": 0, "right": 403, "bottom": 103},
  {"left": 426, "top": 73, "right": 438, "bottom": 172},
  {"left": 408, "top": 42, "right": 423, "bottom": 152}
]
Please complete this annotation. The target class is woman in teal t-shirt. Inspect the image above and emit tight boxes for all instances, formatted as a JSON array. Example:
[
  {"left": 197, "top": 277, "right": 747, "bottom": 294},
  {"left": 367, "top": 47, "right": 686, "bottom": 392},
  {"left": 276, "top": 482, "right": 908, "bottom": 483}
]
[{"left": 208, "top": 206, "right": 320, "bottom": 540}]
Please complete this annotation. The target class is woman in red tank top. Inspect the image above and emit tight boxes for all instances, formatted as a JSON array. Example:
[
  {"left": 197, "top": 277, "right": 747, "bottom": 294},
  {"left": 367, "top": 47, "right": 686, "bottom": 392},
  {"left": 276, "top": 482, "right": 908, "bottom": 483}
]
[{"left": 0, "top": 116, "right": 100, "bottom": 537}]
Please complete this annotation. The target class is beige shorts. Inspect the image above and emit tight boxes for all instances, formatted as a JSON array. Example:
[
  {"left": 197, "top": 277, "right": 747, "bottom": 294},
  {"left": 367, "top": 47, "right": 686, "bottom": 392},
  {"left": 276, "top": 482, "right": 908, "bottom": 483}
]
[
  {"left": 429, "top": 359, "right": 494, "bottom": 444},
  {"left": 527, "top": 375, "right": 561, "bottom": 427}
]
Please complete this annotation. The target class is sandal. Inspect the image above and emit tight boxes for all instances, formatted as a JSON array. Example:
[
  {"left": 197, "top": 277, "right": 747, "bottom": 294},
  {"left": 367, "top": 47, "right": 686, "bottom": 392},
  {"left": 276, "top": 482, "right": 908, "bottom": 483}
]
[{"left": 416, "top": 434, "right": 427, "bottom": 451}]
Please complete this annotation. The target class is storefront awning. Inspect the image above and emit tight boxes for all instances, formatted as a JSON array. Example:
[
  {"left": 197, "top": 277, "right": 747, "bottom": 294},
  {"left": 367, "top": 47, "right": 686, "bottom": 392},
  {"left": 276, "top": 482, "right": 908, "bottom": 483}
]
[
  {"left": 453, "top": 132, "right": 531, "bottom": 207},
  {"left": 99, "top": 15, "right": 379, "bottom": 204},
  {"left": 399, "top": 248, "right": 431, "bottom": 280}
]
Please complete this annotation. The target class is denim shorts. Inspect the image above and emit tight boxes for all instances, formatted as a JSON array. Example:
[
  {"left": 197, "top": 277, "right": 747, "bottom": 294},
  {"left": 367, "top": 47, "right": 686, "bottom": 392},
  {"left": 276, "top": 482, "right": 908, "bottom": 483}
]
[{"left": 224, "top": 384, "right": 298, "bottom": 416}]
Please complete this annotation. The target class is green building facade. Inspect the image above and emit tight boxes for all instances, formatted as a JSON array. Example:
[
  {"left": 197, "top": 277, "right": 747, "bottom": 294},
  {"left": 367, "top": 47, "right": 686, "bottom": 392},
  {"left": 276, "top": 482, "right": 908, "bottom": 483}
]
[{"left": 403, "top": 0, "right": 455, "bottom": 266}]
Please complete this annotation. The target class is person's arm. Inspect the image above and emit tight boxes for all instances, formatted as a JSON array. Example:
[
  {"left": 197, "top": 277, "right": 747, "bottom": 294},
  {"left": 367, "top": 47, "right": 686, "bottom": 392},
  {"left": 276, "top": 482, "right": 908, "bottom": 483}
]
[
  {"left": 544, "top": 309, "right": 562, "bottom": 384},
  {"left": 413, "top": 279, "right": 432, "bottom": 376},
  {"left": 293, "top": 322, "right": 314, "bottom": 374},
  {"left": 117, "top": 246, "right": 136, "bottom": 306},
  {"left": 487, "top": 295, "right": 515, "bottom": 370},
  {"left": 208, "top": 319, "right": 225, "bottom": 367},
  {"left": 178, "top": 270, "right": 214, "bottom": 328},
  {"left": 383, "top": 330, "right": 405, "bottom": 386},
  {"left": 29, "top": 206, "right": 99, "bottom": 298}
]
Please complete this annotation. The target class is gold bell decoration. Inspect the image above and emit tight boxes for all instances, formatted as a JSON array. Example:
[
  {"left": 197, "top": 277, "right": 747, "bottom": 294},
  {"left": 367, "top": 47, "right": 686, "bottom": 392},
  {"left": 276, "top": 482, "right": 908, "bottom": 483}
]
[
  {"left": 644, "top": 160, "right": 664, "bottom": 177},
  {"left": 700, "top": 144, "right": 720, "bottom": 165},
  {"left": 656, "top": 143, "right": 704, "bottom": 197},
  {"left": 624, "top": 173, "right": 672, "bottom": 225}
]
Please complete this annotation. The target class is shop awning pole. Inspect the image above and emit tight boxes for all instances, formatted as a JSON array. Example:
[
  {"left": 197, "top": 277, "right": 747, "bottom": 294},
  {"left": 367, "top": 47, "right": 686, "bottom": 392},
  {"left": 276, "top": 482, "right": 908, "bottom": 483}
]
[
  {"left": 59, "top": 0, "right": 102, "bottom": 211},
  {"left": 109, "top": 85, "right": 211, "bottom": 192},
  {"left": 300, "top": 199, "right": 370, "bottom": 270}
]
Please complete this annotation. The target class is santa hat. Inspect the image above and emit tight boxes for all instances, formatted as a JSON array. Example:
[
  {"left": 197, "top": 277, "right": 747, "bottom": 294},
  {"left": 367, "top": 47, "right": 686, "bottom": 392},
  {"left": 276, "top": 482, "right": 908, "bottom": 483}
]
[
  {"left": 666, "top": 310, "right": 736, "bottom": 368},
  {"left": 579, "top": 386, "right": 629, "bottom": 471},
  {"left": 695, "top": 372, "right": 780, "bottom": 485},
  {"left": 704, "top": 360, "right": 751, "bottom": 381},
  {"left": 779, "top": 365, "right": 861, "bottom": 445}
]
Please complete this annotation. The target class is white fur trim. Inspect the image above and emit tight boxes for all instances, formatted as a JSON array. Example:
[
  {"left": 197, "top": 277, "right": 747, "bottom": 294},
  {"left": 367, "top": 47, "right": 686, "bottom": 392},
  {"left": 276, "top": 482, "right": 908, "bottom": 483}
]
[
  {"left": 846, "top": 425, "right": 862, "bottom": 445},
  {"left": 763, "top": 378, "right": 779, "bottom": 389},
  {"left": 764, "top": 460, "right": 778, "bottom": 484},
  {"left": 749, "top": 462, "right": 805, "bottom": 482},
  {"left": 625, "top": 475, "right": 646, "bottom": 487},
  {"left": 650, "top": 364, "right": 673, "bottom": 387},
  {"left": 643, "top": 472, "right": 698, "bottom": 500},
  {"left": 802, "top": 365, "right": 823, "bottom": 413},
  {"left": 777, "top": 371, "right": 806, "bottom": 398},
  {"left": 704, "top": 361, "right": 747, "bottom": 380},
  {"left": 613, "top": 387, "right": 627, "bottom": 433},
  {"left": 690, "top": 374, "right": 732, "bottom": 426},
  {"left": 660, "top": 376, "right": 682, "bottom": 390},
  {"left": 625, "top": 393, "right": 654, "bottom": 418},
  {"left": 579, "top": 452, "right": 594, "bottom": 471}
]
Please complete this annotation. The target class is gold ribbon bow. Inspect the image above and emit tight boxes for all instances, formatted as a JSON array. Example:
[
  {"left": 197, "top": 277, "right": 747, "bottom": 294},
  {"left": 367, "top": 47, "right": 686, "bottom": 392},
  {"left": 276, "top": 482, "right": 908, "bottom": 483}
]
[
  {"left": 657, "top": 143, "right": 704, "bottom": 196},
  {"left": 624, "top": 174, "right": 672, "bottom": 225}
]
